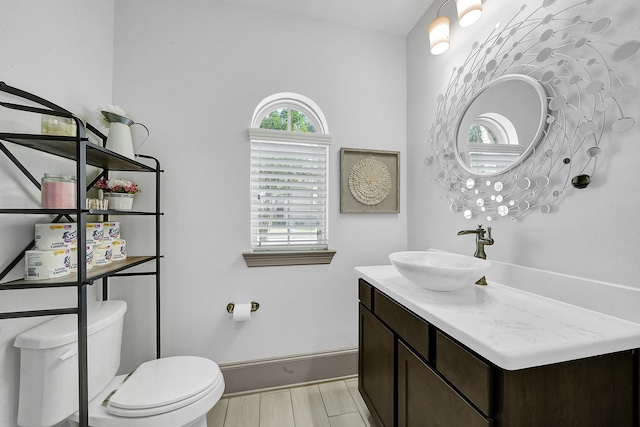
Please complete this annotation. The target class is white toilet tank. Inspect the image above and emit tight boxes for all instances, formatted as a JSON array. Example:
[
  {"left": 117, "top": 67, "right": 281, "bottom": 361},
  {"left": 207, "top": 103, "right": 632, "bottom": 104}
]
[{"left": 14, "top": 300, "right": 127, "bottom": 427}]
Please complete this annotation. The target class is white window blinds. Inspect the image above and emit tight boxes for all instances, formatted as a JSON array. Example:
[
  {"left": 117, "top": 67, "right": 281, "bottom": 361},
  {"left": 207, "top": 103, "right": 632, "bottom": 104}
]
[
  {"left": 249, "top": 129, "right": 331, "bottom": 251},
  {"left": 465, "top": 144, "right": 524, "bottom": 175}
]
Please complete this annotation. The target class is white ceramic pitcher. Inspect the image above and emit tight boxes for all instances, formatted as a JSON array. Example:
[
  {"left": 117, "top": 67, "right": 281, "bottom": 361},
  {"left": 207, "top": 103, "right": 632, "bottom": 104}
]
[{"left": 102, "top": 111, "right": 149, "bottom": 160}]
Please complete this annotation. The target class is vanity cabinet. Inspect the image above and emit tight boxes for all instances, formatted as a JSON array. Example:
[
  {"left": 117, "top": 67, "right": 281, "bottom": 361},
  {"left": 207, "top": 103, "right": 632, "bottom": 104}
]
[{"left": 358, "top": 278, "right": 637, "bottom": 427}]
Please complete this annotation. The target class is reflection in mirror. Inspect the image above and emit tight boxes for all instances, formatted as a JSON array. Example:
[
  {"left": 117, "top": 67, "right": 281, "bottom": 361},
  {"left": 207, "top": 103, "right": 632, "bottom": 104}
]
[
  {"left": 464, "top": 115, "right": 520, "bottom": 174},
  {"left": 455, "top": 75, "right": 548, "bottom": 176}
]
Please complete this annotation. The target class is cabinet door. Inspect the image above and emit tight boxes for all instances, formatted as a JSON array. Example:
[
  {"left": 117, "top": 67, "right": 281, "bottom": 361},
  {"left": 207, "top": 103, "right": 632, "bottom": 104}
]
[
  {"left": 398, "top": 341, "right": 492, "bottom": 427},
  {"left": 359, "top": 303, "right": 395, "bottom": 427}
]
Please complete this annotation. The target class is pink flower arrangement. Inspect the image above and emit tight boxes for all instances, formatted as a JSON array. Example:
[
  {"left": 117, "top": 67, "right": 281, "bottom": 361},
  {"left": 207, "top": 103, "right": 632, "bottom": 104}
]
[{"left": 95, "top": 178, "right": 140, "bottom": 194}]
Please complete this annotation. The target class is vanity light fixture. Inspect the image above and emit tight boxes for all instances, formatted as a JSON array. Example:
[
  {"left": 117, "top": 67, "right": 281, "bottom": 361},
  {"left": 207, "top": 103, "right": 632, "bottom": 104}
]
[
  {"left": 428, "top": 15, "right": 451, "bottom": 55},
  {"left": 428, "top": 0, "right": 483, "bottom": 55},
  {"left": 456, "top": 0, "right": 483, "bottom": 27}
]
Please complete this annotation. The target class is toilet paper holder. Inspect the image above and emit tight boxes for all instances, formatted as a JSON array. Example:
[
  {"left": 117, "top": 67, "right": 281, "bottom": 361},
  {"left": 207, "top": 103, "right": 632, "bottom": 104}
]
[{"left": 226, "top": 301, "right": 260, "bottom": 314}]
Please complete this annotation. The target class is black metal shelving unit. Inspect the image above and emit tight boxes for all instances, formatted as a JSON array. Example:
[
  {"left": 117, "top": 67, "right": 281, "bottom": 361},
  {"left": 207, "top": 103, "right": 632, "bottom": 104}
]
[{"left": 0, "top": 81, "right": 163, "bottom": 427}]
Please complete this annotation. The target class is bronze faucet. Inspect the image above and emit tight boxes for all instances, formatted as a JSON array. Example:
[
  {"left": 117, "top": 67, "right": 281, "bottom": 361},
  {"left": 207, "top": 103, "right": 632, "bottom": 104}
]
[{"left": 457, "top": 224, "right": 494, "bottom": 285}]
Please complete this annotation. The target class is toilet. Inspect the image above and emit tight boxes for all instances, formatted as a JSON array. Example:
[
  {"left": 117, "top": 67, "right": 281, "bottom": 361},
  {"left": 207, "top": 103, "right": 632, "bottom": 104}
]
[{"left": 14, "top": 300, "right": 224, "bottom": 427}]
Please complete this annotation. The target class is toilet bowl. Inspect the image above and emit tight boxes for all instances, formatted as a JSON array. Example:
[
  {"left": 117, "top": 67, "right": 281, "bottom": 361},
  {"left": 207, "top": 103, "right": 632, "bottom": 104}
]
[{"left": 14, "top": 300, "right": 225, "bottom": 427}]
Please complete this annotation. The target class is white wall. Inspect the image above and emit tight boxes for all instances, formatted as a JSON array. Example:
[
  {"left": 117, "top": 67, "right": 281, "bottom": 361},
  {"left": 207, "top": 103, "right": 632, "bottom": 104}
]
[
  {"left": 110, "top": 0, "right": 407, "bottom": 371},
  {"left": 0, "top": 2, "right": 406, "bottom": 423},
  {"left": 0, "top": 1, "right": 114, "bottom": 425},
  {"left": 407, "top": 0, "right": 640, "bottom": 289}
]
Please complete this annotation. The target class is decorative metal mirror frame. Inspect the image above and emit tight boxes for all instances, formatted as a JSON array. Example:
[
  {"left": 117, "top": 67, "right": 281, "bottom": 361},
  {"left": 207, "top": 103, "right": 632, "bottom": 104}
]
[{"left": 426, "top": 0, "right": 638, "bottom": 221}]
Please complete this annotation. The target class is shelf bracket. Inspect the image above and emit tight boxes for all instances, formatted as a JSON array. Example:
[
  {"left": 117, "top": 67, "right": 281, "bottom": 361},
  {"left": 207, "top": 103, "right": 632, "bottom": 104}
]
[{"left": 0, "top": 141, "right": 40, "bottom": 189}]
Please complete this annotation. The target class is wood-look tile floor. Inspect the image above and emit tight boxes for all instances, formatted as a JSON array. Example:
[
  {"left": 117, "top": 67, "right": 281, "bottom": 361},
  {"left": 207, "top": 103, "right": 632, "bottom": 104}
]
[{"left": 207, "top": 378, "right": 378, "bottom": 427}]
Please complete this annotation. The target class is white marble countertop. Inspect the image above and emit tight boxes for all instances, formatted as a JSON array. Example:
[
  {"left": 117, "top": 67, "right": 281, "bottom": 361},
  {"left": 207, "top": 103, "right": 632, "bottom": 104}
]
[{"left": 356, "top": 265, "right": 640, "bottom": 370}]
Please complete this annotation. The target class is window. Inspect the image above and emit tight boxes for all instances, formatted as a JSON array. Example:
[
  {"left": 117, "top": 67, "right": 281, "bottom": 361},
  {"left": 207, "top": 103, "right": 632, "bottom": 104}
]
[
  {"left": 260, "top": 108, "right": 317, "bottom": 133},
  {"left": 468, "top": 123, "right": 499, "bottom": 144},
  {"left": 244, "top": 93, "right": 334, "bottom": 266},
  {"left": 466, "top": 113, "right": 523, "bottom": 174}
]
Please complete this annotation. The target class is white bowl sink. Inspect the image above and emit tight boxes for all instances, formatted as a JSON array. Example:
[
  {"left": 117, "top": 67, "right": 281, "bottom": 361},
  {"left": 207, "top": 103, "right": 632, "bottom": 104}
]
[{"left": 388, "top": 251, "right": 491, "bottom": 292}]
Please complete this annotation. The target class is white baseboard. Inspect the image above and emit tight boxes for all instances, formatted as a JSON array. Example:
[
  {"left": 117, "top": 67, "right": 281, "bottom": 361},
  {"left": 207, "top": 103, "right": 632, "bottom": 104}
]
[{"left": 219, "top": 347, "right": 358, "bottom": 395}]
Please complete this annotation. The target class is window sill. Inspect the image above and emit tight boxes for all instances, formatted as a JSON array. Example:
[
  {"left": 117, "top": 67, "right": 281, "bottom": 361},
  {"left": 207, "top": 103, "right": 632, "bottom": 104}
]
[{"left": 242, "top": 250, "right": 336, "bottom": 267}]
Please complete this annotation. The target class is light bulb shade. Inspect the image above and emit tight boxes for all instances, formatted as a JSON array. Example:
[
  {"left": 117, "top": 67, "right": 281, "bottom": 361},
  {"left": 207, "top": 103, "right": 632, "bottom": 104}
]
[
  {"left": 428, "top": 15, "right": 451, "bottom": 55},
  {"left": 455, "top": 0, "right": 482, "bottom": 27}
]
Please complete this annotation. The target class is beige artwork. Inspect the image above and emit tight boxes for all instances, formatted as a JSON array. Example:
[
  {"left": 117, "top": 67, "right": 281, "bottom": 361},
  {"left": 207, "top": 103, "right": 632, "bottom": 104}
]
[{"left": 348, "top": 156, "right": 392, "bottom": 206}]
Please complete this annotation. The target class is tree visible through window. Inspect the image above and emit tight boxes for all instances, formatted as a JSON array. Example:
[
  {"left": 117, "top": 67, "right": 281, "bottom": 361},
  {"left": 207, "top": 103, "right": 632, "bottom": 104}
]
[
  {"left": 469, "top": 123, "right": 498, "bottom": 144},
  {"left": 260, "top": 108, "right": 317, "bottom": 133}
]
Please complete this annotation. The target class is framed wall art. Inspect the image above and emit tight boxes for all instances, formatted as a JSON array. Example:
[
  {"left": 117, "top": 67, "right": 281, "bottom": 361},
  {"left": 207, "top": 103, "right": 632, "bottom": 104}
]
[{"left": 340, "top": 148, "right": 400, "bottom": 214}]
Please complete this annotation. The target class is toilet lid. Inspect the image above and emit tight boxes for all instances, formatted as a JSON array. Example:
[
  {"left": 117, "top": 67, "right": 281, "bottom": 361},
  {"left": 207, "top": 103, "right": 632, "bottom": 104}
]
[{"left": 106, "top": 356, "right": 222, "bottom": 417}]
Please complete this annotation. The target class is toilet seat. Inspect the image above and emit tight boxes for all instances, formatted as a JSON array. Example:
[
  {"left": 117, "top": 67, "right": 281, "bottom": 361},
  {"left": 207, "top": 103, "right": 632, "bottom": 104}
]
[
  {"left": 68, "top": 356, "right": 225, "bottom": 427},
  {"left": 106, "top": 356, "right": 220, "bottom": 417}
]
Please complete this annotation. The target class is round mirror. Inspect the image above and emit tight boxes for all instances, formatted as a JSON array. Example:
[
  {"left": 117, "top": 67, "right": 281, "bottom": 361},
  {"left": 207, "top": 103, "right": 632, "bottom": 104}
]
[{"left": 454, "top": 74, "right": 549, "bottom": 176}]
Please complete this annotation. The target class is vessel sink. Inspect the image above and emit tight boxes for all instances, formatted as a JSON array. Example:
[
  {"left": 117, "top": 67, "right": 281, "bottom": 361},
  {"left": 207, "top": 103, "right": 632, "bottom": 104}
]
[{"left": 388, "top": 251, "right": 491, "bottom": 292}]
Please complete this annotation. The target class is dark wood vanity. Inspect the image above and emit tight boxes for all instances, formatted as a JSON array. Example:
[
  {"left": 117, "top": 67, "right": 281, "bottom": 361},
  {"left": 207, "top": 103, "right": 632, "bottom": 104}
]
[{"left": 358, "top": 279, "right": 639, "bottom": 427}]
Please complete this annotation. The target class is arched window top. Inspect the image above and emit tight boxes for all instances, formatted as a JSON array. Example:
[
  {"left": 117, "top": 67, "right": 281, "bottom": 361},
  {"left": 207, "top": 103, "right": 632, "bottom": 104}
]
[
  {"left": 251, "top": 92, "right": 329, "bottom": 134},
  {"left": 476, "top": 113, "right": 519, "bottom": 145}
]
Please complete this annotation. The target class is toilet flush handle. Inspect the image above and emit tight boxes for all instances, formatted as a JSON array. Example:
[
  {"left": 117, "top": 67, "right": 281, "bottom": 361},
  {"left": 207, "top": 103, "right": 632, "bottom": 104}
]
[{"left": 59, "top": 348, "right": 78, "bottom": 361}]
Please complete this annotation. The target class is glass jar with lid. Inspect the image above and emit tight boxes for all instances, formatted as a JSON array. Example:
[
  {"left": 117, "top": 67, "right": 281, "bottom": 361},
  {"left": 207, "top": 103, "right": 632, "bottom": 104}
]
[{"left": 41, "top": 173, "right": 76, "bottom": 208}]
